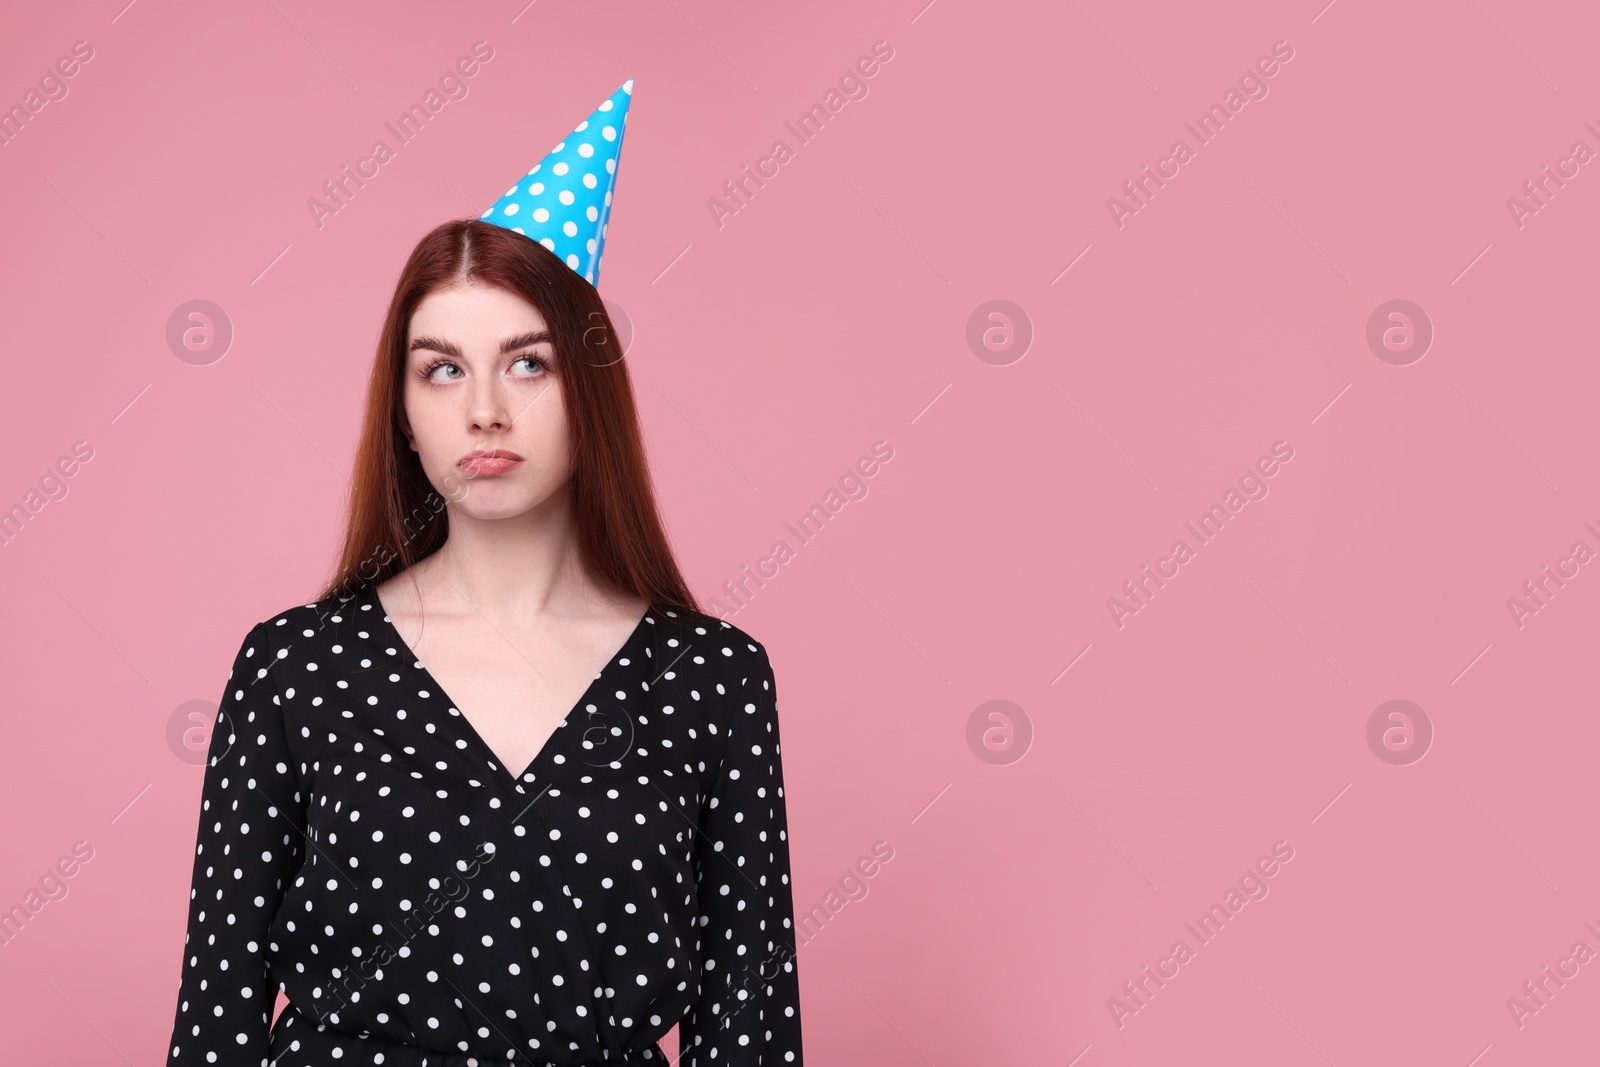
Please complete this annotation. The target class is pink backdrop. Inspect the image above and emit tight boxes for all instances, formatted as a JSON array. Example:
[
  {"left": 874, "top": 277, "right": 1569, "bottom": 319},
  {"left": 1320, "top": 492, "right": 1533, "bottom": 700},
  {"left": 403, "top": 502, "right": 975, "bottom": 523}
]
[{"left": 2, "top": 0, "right": 1597, "bottom": 1063}]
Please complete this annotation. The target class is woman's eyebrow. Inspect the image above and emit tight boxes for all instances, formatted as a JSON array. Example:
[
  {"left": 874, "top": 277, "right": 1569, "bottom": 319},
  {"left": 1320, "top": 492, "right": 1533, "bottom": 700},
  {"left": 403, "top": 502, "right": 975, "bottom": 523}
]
[
  {"left": 408, "top": 330, "right": 553, "bottom": 358},
  {"left": 498, "top": 330, "right": 553, "bottom": 353}
]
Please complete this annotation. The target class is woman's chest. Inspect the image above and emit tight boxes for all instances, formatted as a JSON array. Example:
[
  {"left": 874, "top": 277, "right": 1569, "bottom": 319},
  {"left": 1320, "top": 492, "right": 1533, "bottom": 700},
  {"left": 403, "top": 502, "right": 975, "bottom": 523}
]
[
  {"left": 279, "top": 680, "right": 725, "bottom": 914},
  {"left": 394, "top": 617, "right": 649, "bottom": 780},
  {"left": 415, "top": 644, "right": 606, "bottom": 781},
  {"left": 278, "top": 656, "right": 729, "bottom": 833}
]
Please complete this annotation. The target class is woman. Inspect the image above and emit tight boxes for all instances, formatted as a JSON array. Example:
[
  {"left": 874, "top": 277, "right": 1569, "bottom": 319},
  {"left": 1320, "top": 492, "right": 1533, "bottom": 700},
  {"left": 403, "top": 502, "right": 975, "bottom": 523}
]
[{"left": 164, "top": 135, "right": 804, "bottom": 1063}]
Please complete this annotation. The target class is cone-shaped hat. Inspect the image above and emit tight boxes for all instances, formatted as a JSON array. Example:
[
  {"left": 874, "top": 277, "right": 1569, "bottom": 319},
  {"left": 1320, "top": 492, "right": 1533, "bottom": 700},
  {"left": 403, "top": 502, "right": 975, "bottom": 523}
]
[{"left": 479, "top": 79, "right": 633, "bottom": 289}]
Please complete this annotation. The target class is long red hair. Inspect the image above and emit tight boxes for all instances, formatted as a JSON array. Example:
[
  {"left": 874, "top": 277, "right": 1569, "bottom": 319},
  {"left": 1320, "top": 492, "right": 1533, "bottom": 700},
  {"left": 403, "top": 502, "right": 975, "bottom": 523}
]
[{"left": 316, "top": 219, "right": 699, "bottom": 617}]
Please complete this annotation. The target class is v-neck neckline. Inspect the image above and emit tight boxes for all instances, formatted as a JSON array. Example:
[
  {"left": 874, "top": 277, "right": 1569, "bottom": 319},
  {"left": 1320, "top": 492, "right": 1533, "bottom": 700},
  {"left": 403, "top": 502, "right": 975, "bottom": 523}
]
[{"left": 362, "top": 583, "right": 653, "bottom": 786}]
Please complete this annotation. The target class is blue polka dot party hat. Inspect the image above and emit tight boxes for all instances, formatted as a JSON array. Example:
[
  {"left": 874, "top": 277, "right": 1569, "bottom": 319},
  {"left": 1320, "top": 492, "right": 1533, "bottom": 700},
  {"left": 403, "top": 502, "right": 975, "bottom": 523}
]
[{"left": 479, "top": 79, "right": 633, "bottom": 290}]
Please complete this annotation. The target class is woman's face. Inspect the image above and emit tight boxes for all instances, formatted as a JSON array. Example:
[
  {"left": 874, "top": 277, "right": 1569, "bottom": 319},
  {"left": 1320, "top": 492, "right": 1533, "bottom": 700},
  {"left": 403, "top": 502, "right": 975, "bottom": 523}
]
[{"left": 400, "top": 281, "right": 572, "bottom": 522}]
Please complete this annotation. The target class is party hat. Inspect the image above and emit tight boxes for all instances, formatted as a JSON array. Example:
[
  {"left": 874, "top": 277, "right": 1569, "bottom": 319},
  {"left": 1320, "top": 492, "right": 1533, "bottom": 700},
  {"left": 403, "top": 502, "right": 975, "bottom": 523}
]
[{"left": 479, "top": 79, "right": 633, "bottom": 289}]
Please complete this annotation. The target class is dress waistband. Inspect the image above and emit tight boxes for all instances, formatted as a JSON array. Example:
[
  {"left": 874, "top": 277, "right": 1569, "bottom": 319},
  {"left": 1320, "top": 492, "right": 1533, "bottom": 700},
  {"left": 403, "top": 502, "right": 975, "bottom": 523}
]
[{"left": 267, "top": 1002, "right": 667, "bottom": 1067}]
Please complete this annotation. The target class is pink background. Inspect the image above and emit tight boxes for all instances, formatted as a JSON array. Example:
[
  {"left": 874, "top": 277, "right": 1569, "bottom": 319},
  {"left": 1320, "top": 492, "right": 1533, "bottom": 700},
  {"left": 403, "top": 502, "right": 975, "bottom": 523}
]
[{"left": 2, "top": 0, "right": 1597, "bottom": 1063}]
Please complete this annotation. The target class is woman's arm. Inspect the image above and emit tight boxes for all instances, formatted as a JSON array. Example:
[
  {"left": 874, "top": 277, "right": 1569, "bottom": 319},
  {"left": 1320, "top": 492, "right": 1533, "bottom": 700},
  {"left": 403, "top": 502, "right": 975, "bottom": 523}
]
[
  {"left": 680, "top": 640, "right": 804, "bottom": 1065},
  {"left": 165, "top": 620, "right": 307, "bottom": 1067}
]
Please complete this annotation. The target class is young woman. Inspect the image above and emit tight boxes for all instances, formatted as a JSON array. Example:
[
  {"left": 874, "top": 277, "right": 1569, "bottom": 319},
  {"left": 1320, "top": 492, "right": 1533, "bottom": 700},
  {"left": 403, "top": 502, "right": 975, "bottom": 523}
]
[{"left": 163, "top": 217, "right": 804, "bottom": 1066}]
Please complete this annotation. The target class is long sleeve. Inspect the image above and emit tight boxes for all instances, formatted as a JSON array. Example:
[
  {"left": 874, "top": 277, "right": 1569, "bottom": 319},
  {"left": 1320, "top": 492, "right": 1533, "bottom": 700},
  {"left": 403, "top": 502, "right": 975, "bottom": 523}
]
[
  {"left": 681, "top": 642, "right": 804, "bottom": 1065},
  {"left": 166, "top": 620, "right": 307, "bottom": 1067}
]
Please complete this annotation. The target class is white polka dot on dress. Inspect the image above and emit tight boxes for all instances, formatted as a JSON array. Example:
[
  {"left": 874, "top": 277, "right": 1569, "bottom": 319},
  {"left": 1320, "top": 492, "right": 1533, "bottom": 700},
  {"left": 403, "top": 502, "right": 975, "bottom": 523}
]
[{"left": 165, "top": 586, "right": 802, "bottom": 1066}]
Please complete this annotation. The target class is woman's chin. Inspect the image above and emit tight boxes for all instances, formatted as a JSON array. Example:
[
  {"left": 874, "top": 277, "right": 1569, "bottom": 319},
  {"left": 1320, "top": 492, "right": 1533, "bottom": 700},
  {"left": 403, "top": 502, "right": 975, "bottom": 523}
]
[{"left": 447, "top": 492, "right": 557, "bottom": 524}]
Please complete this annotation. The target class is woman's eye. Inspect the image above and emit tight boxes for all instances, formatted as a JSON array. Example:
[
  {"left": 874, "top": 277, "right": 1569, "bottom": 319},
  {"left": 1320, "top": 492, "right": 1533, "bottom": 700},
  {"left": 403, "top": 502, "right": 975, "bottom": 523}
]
[
  {"left": 511, "top": 355, "right": 548, "bottom": 377},
  {"left": 425, "top": 362, "right": 462, "bottom": 383}
]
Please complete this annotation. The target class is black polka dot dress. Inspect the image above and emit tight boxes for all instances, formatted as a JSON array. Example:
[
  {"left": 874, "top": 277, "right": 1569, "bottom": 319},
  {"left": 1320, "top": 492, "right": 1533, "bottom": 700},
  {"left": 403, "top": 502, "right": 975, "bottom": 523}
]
[{"left": 165, "top": 585, "right": 803, "bottom": 1067}]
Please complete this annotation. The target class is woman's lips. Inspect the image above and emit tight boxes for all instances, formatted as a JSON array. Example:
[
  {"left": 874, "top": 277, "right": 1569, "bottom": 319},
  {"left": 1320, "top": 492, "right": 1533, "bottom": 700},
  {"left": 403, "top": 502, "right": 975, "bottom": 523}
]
[{"left": 459, "top": 452, "right": 524, "bottom": 476}]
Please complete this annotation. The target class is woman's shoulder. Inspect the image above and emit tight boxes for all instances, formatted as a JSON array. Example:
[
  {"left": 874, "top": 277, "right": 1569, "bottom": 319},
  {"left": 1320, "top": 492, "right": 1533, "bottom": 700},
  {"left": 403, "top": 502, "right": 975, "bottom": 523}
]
[
  {"left": 235, "top": 590, "right": 774, "bottom": 668},
  {"left": 650, "top": 605, "right": 772, "bottom": 668},
  {"left": 240, "top": 586, "right": 373, "bottom": 650}
]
